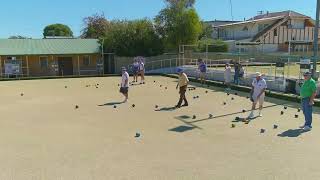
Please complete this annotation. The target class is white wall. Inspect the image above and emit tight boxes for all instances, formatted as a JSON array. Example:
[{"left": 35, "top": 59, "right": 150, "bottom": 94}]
[{"left": 219, "top": 19, "right": 278, "bottom": 40}]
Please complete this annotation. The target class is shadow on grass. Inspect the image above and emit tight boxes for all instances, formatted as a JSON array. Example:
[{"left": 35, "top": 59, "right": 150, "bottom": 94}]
[
  {"left": 98, "top": 102, "right": 124, "bottom": 106},
  {"left": 169, "top": 126, "right": 195, "bottom": 133},
  {"left": 129, "top": 83, "right": 143, "bottom": 86},
  {"left": 277, "top": 129, "right": 309, "bottom": 137},
  {"left": 155, "top": 106, "right": 177, "bottom": 112},
  {"left": 231, "top": 116, "right": 259, "bottom": 123}
]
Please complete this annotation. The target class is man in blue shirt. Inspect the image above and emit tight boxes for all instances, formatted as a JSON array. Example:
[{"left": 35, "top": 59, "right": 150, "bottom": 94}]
[{"left": 198, "top": 59, "right": 207, "bottom": 86}]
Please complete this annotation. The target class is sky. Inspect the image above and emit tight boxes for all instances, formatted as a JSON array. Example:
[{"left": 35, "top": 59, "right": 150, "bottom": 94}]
[{"left": 0, "top": 0, "right": 317, "bottom": 38}]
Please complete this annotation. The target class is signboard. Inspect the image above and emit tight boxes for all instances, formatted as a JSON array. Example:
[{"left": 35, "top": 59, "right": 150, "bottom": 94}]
[
  {"left": 300, "top": 58, "right": 311, "bottom": 70},
  {"left": 300, "top": 58, "right": 311, "bottom": 65},
  {"left": 5, "top": 63, "right": 20, "bottom": 75},
  {"left": 275, "top": 62, "right": 285, "bottom": 67}
]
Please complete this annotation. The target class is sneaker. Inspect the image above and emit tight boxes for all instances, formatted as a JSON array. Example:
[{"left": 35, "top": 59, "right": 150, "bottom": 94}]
[
  {"left": 299, "top": 125, "right": 306, "bottom": 129},
  {"left": 303, "top": 126, "right": 312, "bottom": 131},
  {"left": 182, "top": 104, "right": 189, "bottom": 107},
  {"left": 258, "top": 113, "right": 262, "bottom": 117},
  {"left": 175, "top": 105, "right": 181, "bottom": 108}
]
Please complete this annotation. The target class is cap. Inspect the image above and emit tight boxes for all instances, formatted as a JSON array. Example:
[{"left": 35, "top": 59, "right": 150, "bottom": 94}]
[
  {"left": 121, "top": 67, "right": 127, "bottom": 71},
  {"left": 176, "top": 67, "right": 183, "bottom": 73},
  {"left": 303, "top": 72, "right": 312, "bottom": 76},
  {"left": 256, "top": 72, "right": 262, "bottom": 77}
]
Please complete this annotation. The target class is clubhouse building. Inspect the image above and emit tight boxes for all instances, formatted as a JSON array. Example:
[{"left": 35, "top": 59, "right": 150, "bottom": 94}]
[{"left": 0, "top": 38, "right": 104, "bottom": 77}]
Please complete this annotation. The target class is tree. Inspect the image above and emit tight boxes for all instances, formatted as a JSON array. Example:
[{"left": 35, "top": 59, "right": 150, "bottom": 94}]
[
  {"left": 199, "top": 22, "right": 213, "bottom": 40},
  {"left": 198, "top": 39, "right": 228, "bottom": 52},
  {"left": 43, "top": 24, "right": 73, "bottom": 37},
  {"left": 81, "top": 13, "right": 110, "bottom": 39},
  {"left": 9, "top": 35, "right": 30, "bottom": 39},
  {"left": 103, "top": 19, "right": 164, "bottom": 57},
  {"left": 155, "top": 0, "right": 201, "bottom": 51},
  {"left": 165, "top": 0, "right": 196, "bottom": 8}
]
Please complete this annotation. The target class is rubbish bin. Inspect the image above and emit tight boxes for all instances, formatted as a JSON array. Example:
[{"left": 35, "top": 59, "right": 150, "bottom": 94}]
[{"left": 286, "top": 79, "right": 296, "bottom": 94}]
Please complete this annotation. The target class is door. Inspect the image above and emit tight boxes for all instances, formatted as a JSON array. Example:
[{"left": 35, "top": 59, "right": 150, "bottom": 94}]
[
  {"left": 58, "top": 57, "right": 73, "bottom": 76},
  {"left": 104, "top": 53, "right": 115, "bottom": 74}
]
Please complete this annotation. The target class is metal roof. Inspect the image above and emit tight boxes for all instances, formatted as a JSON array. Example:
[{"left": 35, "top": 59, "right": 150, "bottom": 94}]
[
  {"left": 0, "top": 39, "right": 101, "bottom": 56},
  {"left": 217, "top": 16, "right": 284, "bottom": 28},
  {"left": 251, "top": 10, "right": 309, "bottom": 21}
]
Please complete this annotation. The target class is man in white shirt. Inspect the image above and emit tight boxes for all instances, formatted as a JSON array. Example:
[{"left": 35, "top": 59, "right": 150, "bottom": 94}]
[
  {"left": 120, "top": 67, "right": 129, "bottom": 103},
  {"left": 248, "top": 72, "right": 267, "bottom": 119}
]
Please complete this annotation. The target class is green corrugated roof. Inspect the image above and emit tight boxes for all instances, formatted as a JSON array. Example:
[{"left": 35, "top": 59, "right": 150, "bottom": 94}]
[{"left": 0, "top": 39, "right": 101, "bottom": 56}]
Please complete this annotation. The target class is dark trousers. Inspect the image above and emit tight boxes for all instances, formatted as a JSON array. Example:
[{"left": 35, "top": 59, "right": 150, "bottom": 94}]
[
  {"left": 177, "top": 86, "right": 188, "bottom": 106},
  {"left": 234, "top": 74, "right": 239, "bottom": 85},
  {"left": 302, "top": 97, "right": 313, "bottom": 127}
]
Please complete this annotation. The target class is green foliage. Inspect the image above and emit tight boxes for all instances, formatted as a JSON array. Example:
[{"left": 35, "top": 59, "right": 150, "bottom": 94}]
[
  {"left": 199, "top": 22, "right": 213, "bottom": 40},
  {"left": 9, "top": 35, "right": 30, "bottom": 39},
  {"left": 155, "top": 0, "right": 201, "bottom": 51},
  {"left": 198, "top": 39, "right": 228, "bottom": 52},
  {"left": 43, "top": 24, "right": 73, "bottom": 37},
  {"left": 103, "top": 19, "right": 164, "bottom": 57},
  {"left": 81, "top": 13, "right": 110, "bottom": 39},
  {"left": 165, "top": 0, "right": 196, "bottom": 9}
]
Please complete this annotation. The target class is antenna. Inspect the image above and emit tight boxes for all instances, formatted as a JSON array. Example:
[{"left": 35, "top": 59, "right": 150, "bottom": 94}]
[
  {"left": 229, "top": 0, "right": 234, "bottom": 21},
  {"left": 257, "top": 11, "right": 264, "bottom": 15}
]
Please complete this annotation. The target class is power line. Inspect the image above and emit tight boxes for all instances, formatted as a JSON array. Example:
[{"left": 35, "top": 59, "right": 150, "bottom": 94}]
[{"left": 229, "top": 0, "right": 234, "bottom": 21}]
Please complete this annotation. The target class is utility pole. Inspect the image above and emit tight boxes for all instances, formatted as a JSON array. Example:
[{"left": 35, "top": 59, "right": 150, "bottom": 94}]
[{"left": 313, "top": 0, "right": 320, "bottom": 79}]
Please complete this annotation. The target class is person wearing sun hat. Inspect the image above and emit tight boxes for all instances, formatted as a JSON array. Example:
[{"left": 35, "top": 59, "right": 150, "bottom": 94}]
[
  {"left": 175, "top": 68, "right": 189, "bottom": 108},
  {"left": 299, "top": 71, "right": 317, "bottom": 131},
  {"left": 247, "top": 72, "right": 267, "bottom": 119}
]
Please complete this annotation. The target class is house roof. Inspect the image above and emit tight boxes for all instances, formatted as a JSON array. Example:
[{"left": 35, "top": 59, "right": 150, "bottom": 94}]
[
  {"left": 217, "top": 16, "right": 284, "bottom": 27},
  {"left": 0, "top": 39, "right": 101, "bottom": 56},
  {"left": 250, "top": 10, "right": 309, "bottom": 20},
  {"left": 204, "top": 20, "right": 241, "bottom": 27},
  {"left": 217, "top": 10, "right": 311, "bottom": 28}
]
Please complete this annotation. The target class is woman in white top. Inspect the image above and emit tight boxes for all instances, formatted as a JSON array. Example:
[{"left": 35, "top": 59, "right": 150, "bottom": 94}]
[
  {"left": 224, "top": 63, "right": 232, "bottom": 91},
  {"left": 247, "top": 72, "right": 267, "bottom": 119}
]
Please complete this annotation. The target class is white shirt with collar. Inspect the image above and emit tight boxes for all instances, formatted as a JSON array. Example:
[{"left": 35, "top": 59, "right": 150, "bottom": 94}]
[
  {"left": 252, "top": 78, "right": 267, "bottom": 98},
  {"left": 121, "top": 72, "right": 129, "bottom": 88}
]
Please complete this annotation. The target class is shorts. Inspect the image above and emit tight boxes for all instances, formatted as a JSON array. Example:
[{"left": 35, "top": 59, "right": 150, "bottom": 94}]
[
  {"left": 138, "top": 70, "right": 145, "bottom": 75},
  {"left": 199, "top": 72, "right": 206, "bottom": 78},
  {"left": 133, "top": 69, "right": 138, "bottom": 75},
  {"left": 252, "top": 93, "right": 265, "bottom": 106},
  {"left": 120, "top": 87, "right": 129, "bottom": 94}
]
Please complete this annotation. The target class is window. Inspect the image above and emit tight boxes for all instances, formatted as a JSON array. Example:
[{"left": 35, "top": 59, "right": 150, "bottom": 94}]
[
  {"left": 258, "top": 24, "right": 264, "bottom": 31},
  {"left": 242, "top": 26, "right": 248, "bottom": 31},
  {"left": 273, "top": 29, "right": 278, "bottom": 36},
  {"left": 6, "top": 56, "right": 22, "bottom": 65},
  {"left": 83, "top": 55, "right": 91, "bottom": 66},
  {"left": 7, "top": 56, "right": 17, "bottom": 60},
  {"left": 39, "top": 56, "right": 48, "bottom": 69}
]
